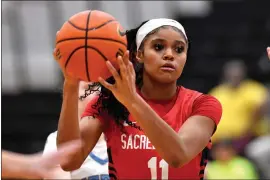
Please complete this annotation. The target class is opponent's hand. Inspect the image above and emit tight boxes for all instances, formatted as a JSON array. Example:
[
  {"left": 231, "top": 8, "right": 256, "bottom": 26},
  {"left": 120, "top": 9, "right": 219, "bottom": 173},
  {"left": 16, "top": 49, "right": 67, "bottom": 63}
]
[
  {"left": 28, "top": 140, "right": 82, "bottom": 179},
  {"left": 267, "top": 47, "right": 270, "bottom": 60},
  {"left": 98, "top": 51, "right": 138, "bottom": 108},
  {"left": 2, "top": 140, "right": 82, "bottom": 179}
]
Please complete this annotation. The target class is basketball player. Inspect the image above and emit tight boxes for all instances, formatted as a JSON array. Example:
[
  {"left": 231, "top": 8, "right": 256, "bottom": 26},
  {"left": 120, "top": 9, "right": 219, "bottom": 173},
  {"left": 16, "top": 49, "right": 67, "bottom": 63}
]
[
  {"left": 43, "top": 81, "right": 108, "bottom": 179},
  {"left": 56, "top": 18, "right": 222, "bottom": 179},
  {"left": 2, "top": 140, "right": 81, "bottom": 179}
]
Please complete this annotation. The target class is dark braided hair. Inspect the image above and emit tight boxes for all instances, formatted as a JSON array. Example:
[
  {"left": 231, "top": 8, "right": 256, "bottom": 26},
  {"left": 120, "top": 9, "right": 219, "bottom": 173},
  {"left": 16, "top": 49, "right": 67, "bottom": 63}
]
[{"left": 79, "top": 20, "right": 188, "bottom": 131}]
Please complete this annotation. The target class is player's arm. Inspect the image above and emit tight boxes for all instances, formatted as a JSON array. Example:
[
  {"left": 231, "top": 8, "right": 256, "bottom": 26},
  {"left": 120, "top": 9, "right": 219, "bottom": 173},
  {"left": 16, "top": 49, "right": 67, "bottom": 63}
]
[
  {"left": 126, "top": 94, "right": 221, "bottom": 168},
  {"left": 56, "top": 81, "right": 103, "bottom": 171},
  {"left": 2, "top": 150, "right": 36, "bottom": 178},
  {"left": 2, "top": 141, "right": 81, "bottom": 179}
]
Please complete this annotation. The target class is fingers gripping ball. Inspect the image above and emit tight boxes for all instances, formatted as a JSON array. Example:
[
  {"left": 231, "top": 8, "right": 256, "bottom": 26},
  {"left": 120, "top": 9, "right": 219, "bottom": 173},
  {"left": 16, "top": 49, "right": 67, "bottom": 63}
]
[{"left": 54, "top": 10, "right": 127, "bottom": 82}]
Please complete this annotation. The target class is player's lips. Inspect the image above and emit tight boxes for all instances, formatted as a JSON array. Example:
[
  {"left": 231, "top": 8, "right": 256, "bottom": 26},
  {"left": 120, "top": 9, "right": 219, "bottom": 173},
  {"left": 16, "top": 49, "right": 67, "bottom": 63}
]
[{"left": 160, "top": 63, "right": 175, "bottom": 71}]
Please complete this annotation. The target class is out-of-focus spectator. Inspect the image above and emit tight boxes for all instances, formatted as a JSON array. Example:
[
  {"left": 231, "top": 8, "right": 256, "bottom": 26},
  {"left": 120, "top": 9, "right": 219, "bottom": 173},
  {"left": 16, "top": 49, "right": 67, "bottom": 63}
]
[
  {"left": 206, "top": 139, "right": 259, "bottom": 179},
  {"left": 245, "top": 134, "right": 270, "bottom": 179},
  {"left": 209, "top": 60, "right": 269, "bottom": 153},
  {"left": 245, "top": 91, "right": 270, "bottom": 179}
]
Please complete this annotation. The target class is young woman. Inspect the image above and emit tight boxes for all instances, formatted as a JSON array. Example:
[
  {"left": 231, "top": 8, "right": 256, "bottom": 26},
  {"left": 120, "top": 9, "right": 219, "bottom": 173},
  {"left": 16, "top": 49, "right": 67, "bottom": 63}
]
[
  {"left": 56, "top": 18, "right": 222, "bottom": 179},
  {"left": 43, "top": 81, "right": 108, "bottom": 179}
]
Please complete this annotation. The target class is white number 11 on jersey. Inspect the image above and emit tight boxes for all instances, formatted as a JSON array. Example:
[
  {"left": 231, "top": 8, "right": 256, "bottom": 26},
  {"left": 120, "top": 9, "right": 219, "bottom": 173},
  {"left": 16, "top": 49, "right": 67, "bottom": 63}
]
[{"left": 148, "top": 157, "right": 169, "bottom": 179}]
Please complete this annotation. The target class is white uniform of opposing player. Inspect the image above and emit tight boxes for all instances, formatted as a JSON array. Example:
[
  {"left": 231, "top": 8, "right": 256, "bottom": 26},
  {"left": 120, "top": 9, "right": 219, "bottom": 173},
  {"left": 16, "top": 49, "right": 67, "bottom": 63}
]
[{"left": 43, "top": 82, "right": 108, "bottom": 179}]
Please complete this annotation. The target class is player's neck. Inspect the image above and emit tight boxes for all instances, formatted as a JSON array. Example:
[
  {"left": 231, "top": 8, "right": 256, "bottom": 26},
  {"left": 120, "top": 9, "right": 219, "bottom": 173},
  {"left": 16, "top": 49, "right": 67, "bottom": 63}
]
[{"left": 140, "top": 75, "right": 178, "bottom": 101}]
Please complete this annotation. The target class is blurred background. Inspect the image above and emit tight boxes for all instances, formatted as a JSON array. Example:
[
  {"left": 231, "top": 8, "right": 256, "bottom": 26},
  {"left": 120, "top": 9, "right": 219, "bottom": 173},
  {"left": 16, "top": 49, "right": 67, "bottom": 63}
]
[{"left": 2, "top": 1, "right": 270, "bottom": 179}]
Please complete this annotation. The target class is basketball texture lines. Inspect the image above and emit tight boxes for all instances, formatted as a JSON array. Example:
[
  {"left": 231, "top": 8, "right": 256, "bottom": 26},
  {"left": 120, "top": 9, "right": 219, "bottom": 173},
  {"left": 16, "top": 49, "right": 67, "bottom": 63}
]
[{"left": 55, "top": 10, "right": 127, "bottom": 82}]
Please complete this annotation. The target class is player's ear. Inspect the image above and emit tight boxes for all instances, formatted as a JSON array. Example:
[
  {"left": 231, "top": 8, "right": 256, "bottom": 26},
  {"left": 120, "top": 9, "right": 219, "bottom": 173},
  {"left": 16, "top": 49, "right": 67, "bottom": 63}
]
[{"left": 136, "top": 50, "right": 144, "bottom": 63}]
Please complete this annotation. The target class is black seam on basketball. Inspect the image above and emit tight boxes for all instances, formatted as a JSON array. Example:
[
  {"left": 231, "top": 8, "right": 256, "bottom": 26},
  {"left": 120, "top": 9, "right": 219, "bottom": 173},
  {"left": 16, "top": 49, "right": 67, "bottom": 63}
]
[
  {"left": 89, "top": 19, "right": 116, "bottom": 31},
  {"left": 65, "top": 46, "right": 84, "bottom": 68},
  {"left": 64, "top": 46, "right": 108, "bottom": 70},
  {"left": 68, "top": 19, "right": 116, "bottom": 31},
  {"left": 56, "top": 37, "right": 127, "bottom": 46},
  {"left": 85, "top": 11, "right": 91, "bottom": 82},
  {"left": 68, "top": 21, "right": 86, "bottom": 31}
]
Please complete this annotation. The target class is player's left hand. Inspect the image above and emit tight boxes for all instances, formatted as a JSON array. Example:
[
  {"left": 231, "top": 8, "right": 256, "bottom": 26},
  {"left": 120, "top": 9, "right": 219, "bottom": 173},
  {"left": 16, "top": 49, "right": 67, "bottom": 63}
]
[{"left": 98, "top": 50, "right": 138, "bottom": 108}]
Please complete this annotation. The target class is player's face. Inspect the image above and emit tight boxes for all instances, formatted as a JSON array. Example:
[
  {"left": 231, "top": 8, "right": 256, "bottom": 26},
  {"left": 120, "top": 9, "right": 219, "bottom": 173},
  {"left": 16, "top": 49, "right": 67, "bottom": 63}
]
[{"left": 138, "top": 27, "right": 188, "bottom": 84}]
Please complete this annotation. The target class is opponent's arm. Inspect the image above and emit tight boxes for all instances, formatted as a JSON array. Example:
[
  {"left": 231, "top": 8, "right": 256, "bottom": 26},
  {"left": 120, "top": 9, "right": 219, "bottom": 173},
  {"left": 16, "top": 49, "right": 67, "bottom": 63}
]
[
  {"left": 2, "top": 150, "right": 39, "bottom": 178},
  {"left": 2, "top": 140, "right": 81, "bottom": 179}
]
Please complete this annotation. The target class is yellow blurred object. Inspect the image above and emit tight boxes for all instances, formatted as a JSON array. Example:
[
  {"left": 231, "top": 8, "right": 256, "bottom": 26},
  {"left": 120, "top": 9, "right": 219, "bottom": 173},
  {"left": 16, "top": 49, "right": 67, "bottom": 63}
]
[
  {"left": 253, "top": 118, "right": 270, "bottom": 135},
  {"left": 209, "top": 80, "right": 268, "bottom": 142},
  {"left": 206, "top": 156, "right": 259, "bottom": 179}
]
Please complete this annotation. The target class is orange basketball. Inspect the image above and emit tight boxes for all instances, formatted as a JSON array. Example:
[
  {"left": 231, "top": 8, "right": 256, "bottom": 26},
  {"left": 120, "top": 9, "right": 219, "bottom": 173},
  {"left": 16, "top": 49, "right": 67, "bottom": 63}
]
[{"left": 54, "top": 10, "right": 127, "bottom": 82}]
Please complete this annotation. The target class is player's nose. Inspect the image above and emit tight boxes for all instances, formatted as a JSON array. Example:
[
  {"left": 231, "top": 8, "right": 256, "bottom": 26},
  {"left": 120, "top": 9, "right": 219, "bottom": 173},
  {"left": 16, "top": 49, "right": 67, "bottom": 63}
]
[{"left": 163, "top": 48, "right": 174, "bottom": 61}]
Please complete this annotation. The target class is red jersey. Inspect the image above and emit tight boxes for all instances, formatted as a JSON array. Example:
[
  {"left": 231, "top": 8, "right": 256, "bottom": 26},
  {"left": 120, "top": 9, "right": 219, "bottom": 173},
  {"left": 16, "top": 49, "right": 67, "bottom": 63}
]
[{"left": 82, "top": 86, "right": 222, "bottom": 180}]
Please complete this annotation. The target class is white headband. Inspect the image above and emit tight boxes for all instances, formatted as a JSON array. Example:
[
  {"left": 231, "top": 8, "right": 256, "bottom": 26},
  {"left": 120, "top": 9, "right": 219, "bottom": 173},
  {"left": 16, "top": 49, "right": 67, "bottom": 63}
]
[{"left": 136, "top": 18, "right": 187, "bottom": 51}]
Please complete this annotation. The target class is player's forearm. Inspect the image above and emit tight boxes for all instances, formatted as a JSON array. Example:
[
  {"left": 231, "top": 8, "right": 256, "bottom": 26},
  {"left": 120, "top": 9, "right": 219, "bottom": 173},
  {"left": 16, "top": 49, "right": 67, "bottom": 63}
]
[
  {"left": 2, "top": 151, "right": 34, "bottom": 179},
  {"left": 57, "top": 81, "right": 81, "bottom": 145},
  {"left": 3, "top": 151, "right": 24, "bottom": 178},
  {"left": 126, "top": 95, "right": 187, "bottom": 168}
]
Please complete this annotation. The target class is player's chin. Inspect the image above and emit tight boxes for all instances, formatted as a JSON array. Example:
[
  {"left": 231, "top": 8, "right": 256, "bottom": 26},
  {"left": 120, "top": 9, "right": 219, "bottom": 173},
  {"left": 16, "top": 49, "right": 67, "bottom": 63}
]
[{"left": 156, "top": 73, "right": 179, "bottom": 84}]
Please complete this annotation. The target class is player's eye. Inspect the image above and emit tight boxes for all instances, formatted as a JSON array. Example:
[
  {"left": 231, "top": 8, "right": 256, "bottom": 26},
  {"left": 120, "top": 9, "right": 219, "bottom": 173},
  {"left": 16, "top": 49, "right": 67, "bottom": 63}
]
[
  {"left": 154, "top": 44, "right": 164, "bottom": 51},
  {"left": 175, "top": 46, "right": 184, "bottom": 54}
]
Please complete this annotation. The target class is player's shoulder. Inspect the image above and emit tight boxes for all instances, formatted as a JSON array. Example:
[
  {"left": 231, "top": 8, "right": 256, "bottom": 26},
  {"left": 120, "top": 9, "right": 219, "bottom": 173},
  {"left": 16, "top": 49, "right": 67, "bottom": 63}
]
[
  {"left": 85, "top": 94, "right": 99, "bottom": 107},
  {"left": 179, "top": 86, "right": 203, "bottom": 99},
  {"left": 82, "top": 94, "right": 100, "bottom": 118},
  {"left": 179, "top": 86, "right": 221, "bottom": 105}
]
